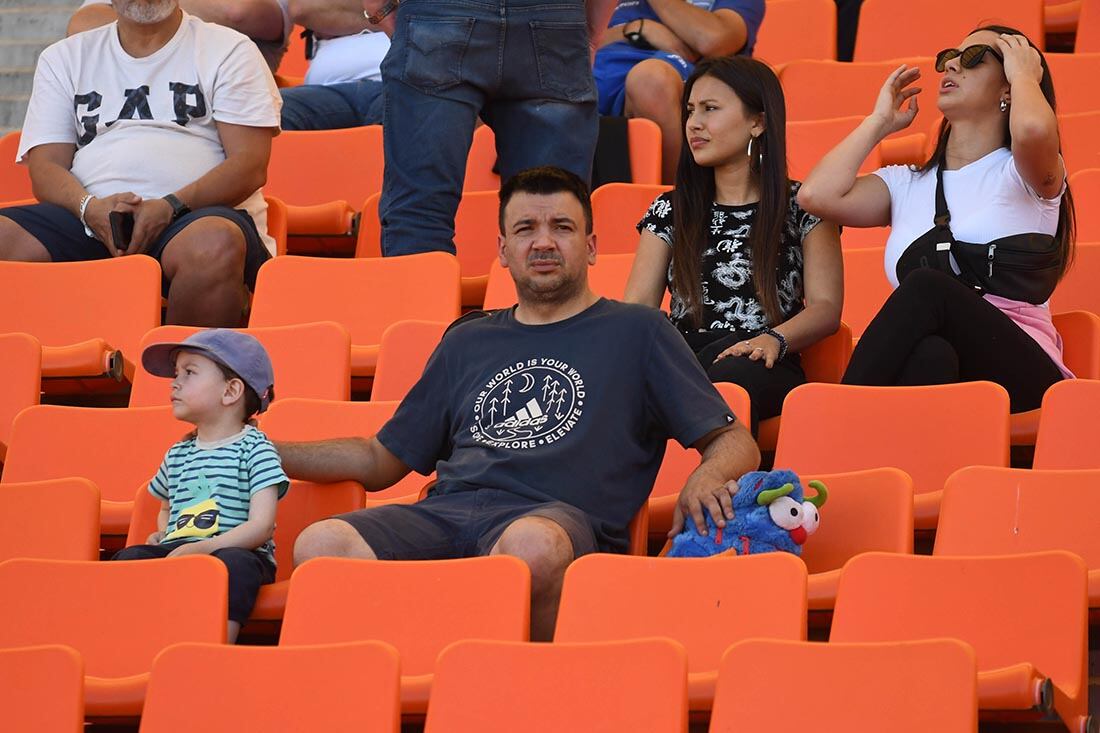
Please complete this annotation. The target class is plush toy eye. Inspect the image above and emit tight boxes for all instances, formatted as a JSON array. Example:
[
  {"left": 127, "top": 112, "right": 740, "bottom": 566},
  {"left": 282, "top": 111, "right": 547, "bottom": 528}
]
[
  {"left": 800, "top": 501, "right": 821, "bottom": 535},
  {"left": 768, "top": 496, "right": 803, "bottom": 530}
]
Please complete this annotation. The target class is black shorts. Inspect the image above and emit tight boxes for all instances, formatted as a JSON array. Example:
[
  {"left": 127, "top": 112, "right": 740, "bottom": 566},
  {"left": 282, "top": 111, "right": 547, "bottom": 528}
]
[
  {"left": 333, "top": 488, "right": 601, "bottom": 560},
  {"left": 0, "top": 202, "right": 271, "bottom": 295}
]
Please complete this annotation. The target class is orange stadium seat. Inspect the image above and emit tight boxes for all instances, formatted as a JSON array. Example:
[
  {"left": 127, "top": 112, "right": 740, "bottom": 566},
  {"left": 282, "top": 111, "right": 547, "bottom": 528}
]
[
  {"left": 264, "top": 194, "right": 288, "bottom": 256},
  {"left": 1047, "top": 0, "right": 1082, "bottom": 34},
  {"left": 280, "top": 556, "right": 530, "bottom": 715},
  {"left": 371, "top": 320, "right": 449, "bottom": 402},
  {"left": 591, "top": 182, "right": 672, "bottom": 255},
  {"left": 1051, "top": 240, "right": 1100, "bottom": 312},
  {"left": 1060, "top": 111, "right": 1100, "bottom": 175},
  {"left": 1033, "top": 378, "right": 1100, "bottom": 469},
  {"left": 0, "top": 478, "right": 100, "bottom": 563},
  {"left": 1068, "top": 169, "right": 1099, "bottom": 241},
  {"left": 129, "top": 322, "right": 352, "bottom": 407},
  {"left": 831, "top": 551, "right": 1090, "bottom": 732},
  {"left": 482, "top": 253, "right": 646, "bottom": 309},
  {"left": 427, "top": 639, "right": 689, "bottom": 733},
  {"left": 249, "top": 253, "right": 461, "bottom": 377},
  {"left": 853, "top": 0, "right": 1044, "bottom": 61},
  {"left": 773, "top": 382, "right": 1010, "bottom": 530},
  {"left": 357, "top": 190, "right": 502, "bottom": 307},
  {"left": 276, "top": 25, "right": 310, "bottom": 80},
  {"left": 1045, "top": 54, "right": 1100, "bottom": 115},
  {"left": 258, "top": 397, "right": 432, "bottom": 503},
  {"left": 465, "top": 125, "right": 502, "bottom": 192},
  {"left": 840, "top": 247, "right": 892, "bottom": 337},
  {"left": 0, "top": 132, "right": 33, "bottom": 203},
  {"left": 0, "top": 556, "right": 226, "bottom": 719},
  {"left": 1077, "top": 0, "right": 1100, "bottom": 50},
  {"left": 752, "top": 0, "right": 836, "bottom": 67},
  {"left": 554, "top": 553, "right": 807, "bottom": 713},
  {"left": 0, "top": 645, "right": 84, "bottom": 733},
  {"left": 712, "top": 639, "right": 978, "bottom": 732},
  {"left": 126, "top": 476, "right": 364, "bottom": 623},
  {"left": 0, "top": 256, "right": 161, "bottom": 384},
  {"left": 0, "top": 332, "right": 39, "bottom": 463},
  {"left": 1, "top": 405, "right": 189, "bottom": 538},
  {"left": 143, "top": 641, "right": 400, "bottom": 733},
  {"left": 266, "top": 126, "right": 384, "bottom": 238},
  {"left": 840, "top": 225, "right": 891, "bottom": 249},
  {"left": 937, "top": 465, "right": 1100, "bottom": 608},
  {"left": 787, "top": 116, "right": 885, "bottom": 180}
]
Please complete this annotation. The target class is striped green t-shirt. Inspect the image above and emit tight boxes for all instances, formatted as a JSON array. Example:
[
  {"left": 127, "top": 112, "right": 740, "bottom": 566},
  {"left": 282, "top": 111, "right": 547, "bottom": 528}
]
[{"left": 149, "top": 426, "right": 289, "bottom": 565}]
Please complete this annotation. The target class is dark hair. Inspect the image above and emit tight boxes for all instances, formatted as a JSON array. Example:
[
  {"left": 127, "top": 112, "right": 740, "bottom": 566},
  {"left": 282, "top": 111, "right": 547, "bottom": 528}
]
[
  {"left": 671, "top": 57, "right": 790, "bottom": 328},
  {"left": 498, "top": 166, "right": 593, "bottom": 235},
  {"left": 921, "top": 24, "right": 1076, "bottom": 279},
  {"left": 214, "top": 362, "right": 262, "bottom": 420}
]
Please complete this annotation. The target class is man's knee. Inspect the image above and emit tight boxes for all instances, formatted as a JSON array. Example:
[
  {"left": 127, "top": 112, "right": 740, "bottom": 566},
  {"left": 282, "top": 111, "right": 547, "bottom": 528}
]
[
  {"left": 493, "top": 517, "right": 574, "bottom": 591},
  {"left": 293, "top": 519, "right": 376, "bottom": 566},
  {"left": 0, "top": 215, "right": 50, "bottom": 262},
  {"left": 624, "top": 60, "right": 684, "bottom": 114},
  {"left": 163, "top": 217, "right": 246, "bottom": 280}
]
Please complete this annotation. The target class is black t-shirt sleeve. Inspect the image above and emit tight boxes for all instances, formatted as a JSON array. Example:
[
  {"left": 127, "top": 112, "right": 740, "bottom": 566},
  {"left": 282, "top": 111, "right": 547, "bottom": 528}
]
[
  {"left": 376, "top": 342, "right": 454, "bottom": 475},
  {"left": 637, "top": 191, "right": 675, "bottom": 245},
  {"left": 643, "top": 315, "right": 736, "bottom": 448}
]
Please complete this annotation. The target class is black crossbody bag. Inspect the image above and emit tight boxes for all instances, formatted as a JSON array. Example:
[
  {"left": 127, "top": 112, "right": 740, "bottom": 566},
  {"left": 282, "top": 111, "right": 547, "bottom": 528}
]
[{"left": 895, "top": 163, "right": 1063, "bottom": 304}]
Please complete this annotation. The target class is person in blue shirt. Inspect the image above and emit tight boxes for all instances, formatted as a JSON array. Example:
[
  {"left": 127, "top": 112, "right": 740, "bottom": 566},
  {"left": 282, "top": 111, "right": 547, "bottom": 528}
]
[{"left": 594, "top": 0, "right": 765, "bottom": 183}]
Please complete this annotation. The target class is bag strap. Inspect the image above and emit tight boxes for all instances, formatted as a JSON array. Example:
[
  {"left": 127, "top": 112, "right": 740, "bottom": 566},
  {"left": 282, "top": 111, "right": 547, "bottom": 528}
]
[{"left": 933, "top": 164, "right": 985, "bottom": 292}]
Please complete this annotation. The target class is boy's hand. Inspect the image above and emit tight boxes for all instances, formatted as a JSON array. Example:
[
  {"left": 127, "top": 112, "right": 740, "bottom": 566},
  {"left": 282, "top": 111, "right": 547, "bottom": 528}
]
[
  {"left": 147, "top": 530, "right": 165, "bottom": 545},
  {"left": 167, "top": 541, "right": 212, "bottom": 558}
]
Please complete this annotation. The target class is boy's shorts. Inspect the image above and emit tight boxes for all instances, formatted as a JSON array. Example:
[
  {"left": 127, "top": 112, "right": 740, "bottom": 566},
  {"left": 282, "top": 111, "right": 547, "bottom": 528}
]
[
  {"left": 332, "top": 488, "right": 601, "bottom": 560},
  {"left": 593, "top": 42, "right": 694, "bottom": 116},
  {"left": 0, "top": 202, "right": 271, "bottom": 295}
]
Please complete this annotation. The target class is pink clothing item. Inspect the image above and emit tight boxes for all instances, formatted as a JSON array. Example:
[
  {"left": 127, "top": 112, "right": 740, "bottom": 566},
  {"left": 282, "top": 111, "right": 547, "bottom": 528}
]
[{"left": 984, "top": 294, "right": 1074, "bottom": 379}]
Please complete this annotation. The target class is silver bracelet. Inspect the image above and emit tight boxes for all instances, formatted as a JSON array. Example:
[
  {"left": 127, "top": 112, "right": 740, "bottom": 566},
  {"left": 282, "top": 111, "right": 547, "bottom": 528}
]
[{"left": 78, "top": 194, "right": 96, "bottom": 239}]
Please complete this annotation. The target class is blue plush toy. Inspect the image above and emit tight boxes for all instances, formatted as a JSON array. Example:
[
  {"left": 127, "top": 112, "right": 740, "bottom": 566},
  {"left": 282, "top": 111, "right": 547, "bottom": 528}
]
[{"left": 667, "top": 469, "right": 828, "bottom": 557}]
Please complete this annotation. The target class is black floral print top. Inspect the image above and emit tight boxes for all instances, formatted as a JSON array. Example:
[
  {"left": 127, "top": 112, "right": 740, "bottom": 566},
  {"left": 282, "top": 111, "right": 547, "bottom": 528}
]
[{"left": 637, "top": 181, "right": 821, "bottom": 338}]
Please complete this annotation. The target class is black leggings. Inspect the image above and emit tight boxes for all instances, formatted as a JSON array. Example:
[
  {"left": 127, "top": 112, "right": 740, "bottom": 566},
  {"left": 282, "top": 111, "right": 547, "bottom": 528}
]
[
  {"left": 688, "top": 332, "right": 807, "bottom": 433},
  {"left": 842, "top": 268, "right": 1064, "bottom": 412}
]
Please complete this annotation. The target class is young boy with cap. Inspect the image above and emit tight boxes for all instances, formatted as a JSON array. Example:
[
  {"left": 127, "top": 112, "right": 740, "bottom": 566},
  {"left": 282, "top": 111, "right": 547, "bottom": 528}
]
[{"left": 113, "top": 329, "right": 289, "bottom": 642}]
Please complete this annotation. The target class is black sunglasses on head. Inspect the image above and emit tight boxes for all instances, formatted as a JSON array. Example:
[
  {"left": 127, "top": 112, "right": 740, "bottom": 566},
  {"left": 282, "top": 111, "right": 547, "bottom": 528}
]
[{"left": 935, "top": 44, "right": 1005, "bottom": 73}]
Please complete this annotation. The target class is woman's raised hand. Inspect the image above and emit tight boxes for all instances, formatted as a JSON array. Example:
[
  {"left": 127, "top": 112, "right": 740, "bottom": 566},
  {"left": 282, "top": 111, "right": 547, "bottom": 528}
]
[{"left": 869, "top": 64, "right": 922, "bottom": 137}]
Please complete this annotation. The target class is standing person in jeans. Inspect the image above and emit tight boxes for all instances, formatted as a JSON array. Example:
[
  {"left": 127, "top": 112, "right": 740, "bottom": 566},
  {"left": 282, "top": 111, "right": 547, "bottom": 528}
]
[{"left": 363, "top": 0, "right": 619, "bottom": 257}]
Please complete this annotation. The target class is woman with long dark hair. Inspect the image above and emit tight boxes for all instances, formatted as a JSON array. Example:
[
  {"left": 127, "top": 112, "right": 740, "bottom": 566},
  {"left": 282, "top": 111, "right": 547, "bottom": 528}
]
[
  {"left": 798, "top": 26, "right": 1076, "bottom": 411},
  {"left": 625, "top": 56, "right": 843, "bottom": 431}
]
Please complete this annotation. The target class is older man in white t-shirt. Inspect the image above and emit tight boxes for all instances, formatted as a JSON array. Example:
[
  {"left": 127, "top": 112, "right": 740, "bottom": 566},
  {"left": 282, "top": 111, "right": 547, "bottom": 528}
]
[{"left": 0, "top": 0, "right": 281, "bottom": 327}]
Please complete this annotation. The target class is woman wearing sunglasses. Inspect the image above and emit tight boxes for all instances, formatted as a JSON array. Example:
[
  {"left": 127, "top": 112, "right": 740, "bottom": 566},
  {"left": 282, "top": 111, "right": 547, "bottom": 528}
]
[{"left": 798, "top": 25, "right": 1077, "bottom": 412}]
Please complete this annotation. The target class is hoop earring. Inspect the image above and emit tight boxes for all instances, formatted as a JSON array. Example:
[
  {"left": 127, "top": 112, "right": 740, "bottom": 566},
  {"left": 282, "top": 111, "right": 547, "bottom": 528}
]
[
  {"left": 999, "top": 98, "right": 1009, "bottom": 113},
  {"left": 747, "top": 134, "right": 763, "bottom": 170}
]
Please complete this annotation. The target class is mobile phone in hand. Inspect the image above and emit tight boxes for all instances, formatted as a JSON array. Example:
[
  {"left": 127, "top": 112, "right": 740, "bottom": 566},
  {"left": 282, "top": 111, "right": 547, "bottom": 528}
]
[{"left": 109, "top": 210, "right": 134, "bottom": 251}]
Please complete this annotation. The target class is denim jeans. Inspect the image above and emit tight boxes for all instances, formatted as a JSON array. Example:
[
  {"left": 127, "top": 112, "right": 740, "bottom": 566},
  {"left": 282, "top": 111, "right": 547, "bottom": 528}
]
[
  {"left": 379, "top": 0, "right": 598, "bottom": 256},
  {"left": 280, "top": 80, "right": 385, "bottom": 131}
]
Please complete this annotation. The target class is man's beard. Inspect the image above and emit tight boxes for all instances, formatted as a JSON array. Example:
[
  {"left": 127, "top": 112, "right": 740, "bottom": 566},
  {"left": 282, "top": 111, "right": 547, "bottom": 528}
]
[
  {"left": 115, "top": 0, "right": 178, "bottom": 24},
  {"left": 513, "top": 253, "right": 585, "bottom": 305}
]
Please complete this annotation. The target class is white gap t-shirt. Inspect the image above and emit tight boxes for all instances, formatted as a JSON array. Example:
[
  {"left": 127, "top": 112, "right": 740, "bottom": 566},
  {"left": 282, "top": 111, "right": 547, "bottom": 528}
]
[
  {"left": 304, "top": 31, "right": 390, "bottom": 85},
  {"left": 19, "top": 13, "right": 282, "bottom": 254}
]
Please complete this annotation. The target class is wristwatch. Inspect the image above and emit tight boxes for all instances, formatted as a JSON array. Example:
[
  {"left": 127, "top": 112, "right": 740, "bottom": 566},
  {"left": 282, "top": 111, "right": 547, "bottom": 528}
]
[
  {"left": 364, "top": 0, "right": 399, "bottom": 25},
  {"left": 624, "top": 19, "right": 657, "bottom": 51},
  {"left": 162, "top": 193, "right": 191, "bottom": 221}
]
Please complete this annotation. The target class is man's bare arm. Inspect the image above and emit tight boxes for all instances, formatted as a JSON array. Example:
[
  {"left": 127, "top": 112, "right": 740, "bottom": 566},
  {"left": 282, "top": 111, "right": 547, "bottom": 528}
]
[
  {"left": 291, "top": 0, "right": 371, "bottom": 37},
  {"left": 586, "top": 0, "right": 619, "bottom": 49},
  {"left": 274, "top": 436, "right": 413, "bottom": 491},
  {"left": 647, "top": 0, "right": 749, "bottom": 58},
  {"left": 671, "top": 421, "right": 761, "bottom": 536}
]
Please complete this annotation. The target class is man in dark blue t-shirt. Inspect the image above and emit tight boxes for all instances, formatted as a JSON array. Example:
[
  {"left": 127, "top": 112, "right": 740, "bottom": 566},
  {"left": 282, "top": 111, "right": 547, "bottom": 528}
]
[
  {"left": 594, "top": 0, "right": 764, "bottom": 183},
  {"left": 279, "top": 167, "right": 760, "bottom": 640}
]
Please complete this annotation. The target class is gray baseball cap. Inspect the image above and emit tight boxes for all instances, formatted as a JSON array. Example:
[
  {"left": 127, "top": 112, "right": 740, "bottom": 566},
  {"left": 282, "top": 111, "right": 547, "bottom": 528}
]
[{"left": 142, "top": 329, "right": 276, "bottom": 413}]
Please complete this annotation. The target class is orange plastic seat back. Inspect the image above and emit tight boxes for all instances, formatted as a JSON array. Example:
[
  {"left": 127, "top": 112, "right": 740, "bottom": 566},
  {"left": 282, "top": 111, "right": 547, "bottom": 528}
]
[
  {"left": 2, "top": 405, "right": 189, "bottom": 506},
  {"left": 841, "top": 225, "right": 890, "bottom": 249},
  {"left": 555, "top": 553, "right": 807, "bottom": 675},
  {"left": 853, "top": 0, "right": 1043, "bottom": 61},
  {"left": 788, "top": 116, "right": 884, "bottom": 180},
  {"left": 267, "top": 126, "right": 384, "bottom": 207},
  {"left": 797, "top": 468, "right": 913, "bottom": 576},
  {"left": 259, "top": 398, "right": 432, "bottom": 500},
  {"left": 1045, "top": 54, "right": 1100, "bottom": 114},
  {"left": 0, "top": 131, "right": 33, "bottom": 203},
  {"left": 831, "top": 552, "right": 1087, "bottom": 722},
  {"left": 1067, "top": 170, "right": 1099, "bottom": 241},
  {"left": 773, "top": 382, "right": 1010, "bottom": 496},
  {"left": 1052, "top": 310, "right": 1100, "bottom": 379},
  {"left": 0, "top": 645, "right": 84, "bottom": 733},
  {"left": 937, "top": 466, "right": 1100, "bottom": 569},
  {"left": 0, "top": 479, "right": 100, "bottom": 562},
  {"left": 1034, "top": 379, "right": 1100, "bottom": 468},
  {"left": 840, "top": 247, "right": 892, "bottom": 336},
  {"left": 482, "top": 254, "right": 639, "bottom": 309},
  {"left": 0, "top": 256, "right": 161, "bottom": 378},
  {"left": 129, "top": 322, "right": 351, "bottom": 407},
  {"left": 753, "top": 0, "right": 836, "bottom": 66},
  {"left": 1052, "top": 241, "right": 1100, "bottom": 313},
  {"left": 277, "top": 25, "right": 310, "bottom": 78},
  {"left": 1077, "top": 0, "right": 1100, "bottom": 51},
  {"left": 0, "top": 332, "right": 40, "bottom": 462},
  {"left": 591, "top": 183, "right": 672, "bottom": 255},
  {"left": 627, "top": 117, "right": 663, "bottom": 185},
  {"left": 0, "top": 557, "right": 227, "bottom": 679},
  {"left": 464, "top": 124, "right": 501, "bottom": 192},
  {"left": 264, "top": 195, "right": 289, "bottom": 256},
  {"left": 142, "top": 641, "right": 400, "bottom": 733},
  {"left": 372, "top": 320, "right": 448, "bottom": 402},
  {"left": 249, "top": 254, "right": 461, "bottom": 347},
  {"left": 426, "top": 639, "right": 689, "bottom": 733},
  {"left": 800, "top": 321, "right": 853, "bottom": 382},
  {"left": 280, "top": 556, "right": 531, "bottom": 676},
  {"left": 1060, "top": 111, "right": 1100, "bottom": 175},
  {"left": 713, "top": 639, "right": 978, "bottom": 733}
]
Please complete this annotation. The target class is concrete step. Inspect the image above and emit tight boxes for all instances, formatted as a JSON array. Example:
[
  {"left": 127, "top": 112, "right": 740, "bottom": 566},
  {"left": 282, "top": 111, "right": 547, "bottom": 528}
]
[
  {"left": 0, "top": 94, "right": 30, "bottom": 131},
  {"left": 0, "top": 40, "right": 53, "bottom": 68},
  {"left": 0, "top": 7, "right": 75, "bottom": 41},
  {"left": 0, "top": 68, "right": 34, "bottom": 95}
]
